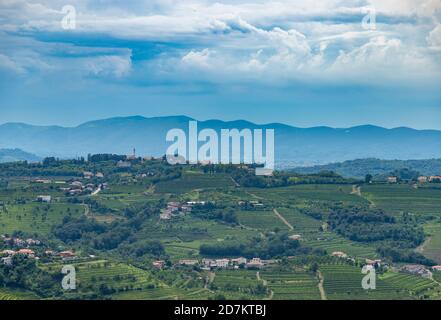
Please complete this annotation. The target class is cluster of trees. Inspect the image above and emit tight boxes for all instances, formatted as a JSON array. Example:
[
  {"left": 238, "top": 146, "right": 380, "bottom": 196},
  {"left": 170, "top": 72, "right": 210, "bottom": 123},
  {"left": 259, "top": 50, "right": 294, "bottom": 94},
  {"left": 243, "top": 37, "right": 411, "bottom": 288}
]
[
  {"left": 200, "top": 233, "right": 316, "bottom": 259},
  {"left": 0, "top": 255, "right": 62, "bottom": 298},
  {"left": 377, "top": 246, "right": 436, "bottom": 266},
  {"left": 328, "top": 205, "right": 425, "bottom": 247},
  {"left": 191, "top": 203, "right": 238, "bottom": 224}
]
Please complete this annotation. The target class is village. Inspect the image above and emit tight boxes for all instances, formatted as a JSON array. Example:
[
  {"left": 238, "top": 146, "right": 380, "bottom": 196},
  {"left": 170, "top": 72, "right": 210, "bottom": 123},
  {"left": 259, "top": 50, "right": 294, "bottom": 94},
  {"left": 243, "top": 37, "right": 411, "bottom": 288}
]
[
  {"left": 0, "top": 234, "right": 78, "bottom": 266},
  {"left": 152, "top": 256, "right": 277, "bottom": 271}
]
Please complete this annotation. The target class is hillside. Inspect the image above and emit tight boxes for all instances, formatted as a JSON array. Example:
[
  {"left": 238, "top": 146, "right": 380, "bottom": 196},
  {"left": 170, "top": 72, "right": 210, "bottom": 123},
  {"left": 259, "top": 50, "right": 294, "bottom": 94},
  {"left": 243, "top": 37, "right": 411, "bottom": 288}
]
[
  {"left": 0, "top": 148, "right": 41, "bottom": 163},
  {"left": 292, "top": 158, "right": 441, "bottom": 178}
]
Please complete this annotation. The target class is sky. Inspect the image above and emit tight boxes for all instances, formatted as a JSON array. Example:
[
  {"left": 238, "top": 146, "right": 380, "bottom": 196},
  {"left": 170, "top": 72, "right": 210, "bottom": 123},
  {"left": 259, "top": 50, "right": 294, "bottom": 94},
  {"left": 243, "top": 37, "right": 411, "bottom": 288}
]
[{"left": 0, "top": 0, "right": 441, "bottom": 129}]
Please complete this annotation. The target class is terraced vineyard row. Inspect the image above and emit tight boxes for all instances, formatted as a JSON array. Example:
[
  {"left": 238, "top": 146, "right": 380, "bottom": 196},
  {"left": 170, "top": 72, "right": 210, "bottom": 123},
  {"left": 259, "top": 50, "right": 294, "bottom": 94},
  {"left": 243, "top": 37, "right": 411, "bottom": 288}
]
[
  {"left": 320, "top": 264, "right": 440, "bottom": 300},
  {"left": 260, "top": 270, "right": 321, "bottom": 300}
]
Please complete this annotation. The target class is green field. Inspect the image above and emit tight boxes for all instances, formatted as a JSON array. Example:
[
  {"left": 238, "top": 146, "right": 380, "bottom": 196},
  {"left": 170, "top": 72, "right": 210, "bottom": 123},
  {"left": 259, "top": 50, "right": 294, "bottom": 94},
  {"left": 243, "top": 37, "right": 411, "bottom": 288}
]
[
  {"left": 320, "top": 264, "right": 439, "bottom": 300},
  {"left": 155, "top": 174, "right": 235, "bottom": 194},
  {"left": 362, "top": 184, "right": 441, "bottom": 217},
  {"left": 260, "top": 269, "right": 321, "bottom": 300},
  {"left": 237, "top": 210, "right": 289, "bottom": 232},
  {"left": 0, "top": 203, "right": 83, "bottom": 235}
]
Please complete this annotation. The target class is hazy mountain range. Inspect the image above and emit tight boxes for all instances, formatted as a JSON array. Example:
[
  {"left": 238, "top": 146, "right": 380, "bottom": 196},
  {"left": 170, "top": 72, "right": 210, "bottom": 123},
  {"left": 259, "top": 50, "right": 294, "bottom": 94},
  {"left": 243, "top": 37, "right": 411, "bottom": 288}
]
[
  {"left": 1, "top": 116, "right": 441, "bottom": 167},
  {"left": 0, "top": 148, "right": 41, "bottom": 163}
]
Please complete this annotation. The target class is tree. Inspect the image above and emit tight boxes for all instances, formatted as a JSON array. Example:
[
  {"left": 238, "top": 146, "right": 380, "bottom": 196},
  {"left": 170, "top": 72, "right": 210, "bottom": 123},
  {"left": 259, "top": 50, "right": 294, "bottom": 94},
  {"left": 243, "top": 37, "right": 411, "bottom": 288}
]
[{"left": 365, "top": 174, "right": 373, "bottom": 184}]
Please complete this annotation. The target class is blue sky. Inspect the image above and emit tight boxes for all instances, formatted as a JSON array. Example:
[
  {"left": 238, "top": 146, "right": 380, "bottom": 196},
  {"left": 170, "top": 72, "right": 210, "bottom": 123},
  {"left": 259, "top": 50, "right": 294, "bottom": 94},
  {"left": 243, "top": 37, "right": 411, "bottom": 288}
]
[{"left": 0, "top": 0, "right": 441, "bottom": 129}]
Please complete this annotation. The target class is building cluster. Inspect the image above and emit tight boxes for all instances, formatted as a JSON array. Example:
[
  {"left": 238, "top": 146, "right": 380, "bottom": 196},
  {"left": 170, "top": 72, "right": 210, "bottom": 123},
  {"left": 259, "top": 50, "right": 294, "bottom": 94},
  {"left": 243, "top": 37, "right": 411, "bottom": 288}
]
[
  {"left": 172, "top": 257, "right": 275, "bottom": 270},
  {"left": 1, "top": 235, "right": 41, "bottom": 248},
  {"left": 60, "top": 181, "right": 107, "bottom": 196},
  {"left": 400, "top": 264, "right": 432, "bottom": 278},
  {"left": 83, "top": 171, "right": 105, "bottom": 179},
  {"left": 160, "top": 201, "right": 206, "bottom": 220},
  {"left": 388, "top": 175, "right": 441, "bottom": 184},
  {"left": 36, "top": 195, "right": 52, "bottom": 203},
  {"left": 238, "top": 200, "right": 265, "bottom": 209},
  {"left": 1, "top": 235, "right": 78, "bottom": 265}
]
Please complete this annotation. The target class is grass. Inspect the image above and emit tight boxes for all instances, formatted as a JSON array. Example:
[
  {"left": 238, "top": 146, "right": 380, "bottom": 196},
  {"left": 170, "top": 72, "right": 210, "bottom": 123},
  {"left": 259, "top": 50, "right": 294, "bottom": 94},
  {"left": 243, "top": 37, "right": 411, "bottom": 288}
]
[
  {"left": 236, "top": 210, "right": 289, "bottom": 232},
  {"left": 420, "top": 222, "right": 441, "bottom": 263},
  {"left": 0, "top": 288, "right": 40, "bottom": 300},
  {"left": 362, "top": 184, "right": 441, "bottom": 217},
  {"left": 260, "top": 269, "right": 321, "bottom": 300},
  {"left": 320, "top": 263, "right": 439, "bottom": 300},
  {"left": 0, "top": 203, "right": 83, "bottom": 235},
  {"left": 155, "top": 174, "right": 235, "bottom": 194},
  {"left": 212, "top": 269, "right": 267, "bottom": 299}
]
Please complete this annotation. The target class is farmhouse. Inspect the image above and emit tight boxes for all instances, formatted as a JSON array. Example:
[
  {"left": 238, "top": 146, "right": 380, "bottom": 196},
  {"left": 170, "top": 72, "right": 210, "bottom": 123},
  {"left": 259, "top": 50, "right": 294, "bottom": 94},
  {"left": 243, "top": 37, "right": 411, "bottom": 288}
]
[
  {"left": 36, "top": 195, "right": 51, "bottom": 203},
  {"left": 429, "top": 176, "right": 441, "bottom": 182},
  {"left": 246, "top": 258, "right": 264, "bottom": 269},
  {"left": 83, "top": 171, "right": 94, "bottom": 179},
  {"left": 289, "top": 234, "right": 302, "bottom": 241},
  {"left": 18, "top": 249, "right": 35, "bottom": 257},
  {"left": 1, "top": 250, "right": 16, "bottom": 256},
  {"left": 401, "top": 264, "right": 432, "bottom": 278},
  {"left": 35, "top": 179, "right": 51, "bottom": 184},
  {"left": 432, "top": 266, "right": 441, "bottom": 272},
  {"left": 59, "top": 251, "right": 77, "bottom": 261},
  {"left": 1, "top": 256, "right": 13, "bottom": 266},
  {"left": 332, "top": 251, "right": 348, "bottom": 258},
  {"left": 117, "top": 160, "right": 132, "bottom": 168},
  {"left": 160, "top": 211, "right": 172, "bottom": 220},
  {"left": 387, "top": 176, "right": 398, "bottom": 184},
  {"left": 231, "top": 257, "right": 247, "bottom": 266},
  {"left": 179, "top": 259, "right": 199, "bottom": 266},
  {"left": 152, "top": 260, "right": 165, "bottom": 269},
  {"left": 418, "top": 176, "right": 428, "bottom": 183},
  {"left": 215, "top": 259, "right": 230, "bottom": 268}
]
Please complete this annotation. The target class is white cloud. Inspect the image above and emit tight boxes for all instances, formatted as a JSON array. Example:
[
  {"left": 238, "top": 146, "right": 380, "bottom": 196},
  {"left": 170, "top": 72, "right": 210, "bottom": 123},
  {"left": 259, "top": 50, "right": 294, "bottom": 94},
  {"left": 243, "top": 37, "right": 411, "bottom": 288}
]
[
  {"left": 0, "top": 0, "right": 440, "bottom": 85},
  {"left": 86, "top": 55, "right": 132, "bottom": 78},
  {"left": 0, "top": 53, "right": 25, "bottom": 73}
]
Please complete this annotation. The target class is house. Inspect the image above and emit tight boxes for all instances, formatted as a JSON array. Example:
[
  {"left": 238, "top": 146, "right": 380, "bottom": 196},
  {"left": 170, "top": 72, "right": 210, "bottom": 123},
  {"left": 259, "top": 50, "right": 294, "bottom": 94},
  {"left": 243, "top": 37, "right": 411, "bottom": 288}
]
[
  {"left": 401, "top": 264, "right": 432, "bottom": 278},
  {"left": 117, "top": 160, "right": 132, "bottom": 168},
  {"left": 432, "top": 266, "right": 441, "bottom": 272},
  {"left": 331, "top": 251, "right": 348, "bottom": 258},
  {"left": 1, "top": 256, "right": 12, "bottom": 266},
  {"left": 152, "top": 260, "right": 165, "bottom": 269},
  {"left": 289, "top": 234, "right": 302, "bottom": 241},
  {"left": 178, "top": 259, "right": 199, "bottom": 266},
  {"left": 70, "top": 181, "right": 83, "bottom": 188},
  {"left": 35, "top": 179, "right": 51, "bottom": 184},
  {"left": 26, "top": 238, "right": 41, "bottom": 246},
  {"left": 160, "top": 210, "right": 172, "bottom": 220},
  {"left": 95, "top": 172, "right": 104, "bottom": 178},
  {"left": 83, "top": 171, "right": 94, "bottom": 179},
  {"left": 231, "top": 257, "right": 247, "bottom": 266},
  {"left": 215, "top": 259, "right": 230, "bottom": 268},
  {"left": 246, "top": 258, "right": 264, "bottom": 269},
  {"left": 418, "top": 176, "right": 428, "bottom": 183},
  {"left": 18, "top": 249, "right": 35, "bottom": 257},
  {"left": 387, "top": 176, "right": 398, "bottom": 184},
  {"left": 429, "top": 176, "right": 441, "bottom": 183},
  {"left": 58, "top": 251, "right": 76, "bottom": 261},
  {"left": 69, "top": 189, "right": 82, "bottom": 195},
  {"left": 1, "top": 250, "right": 16, "bottom": 256},
  {"left": 202, "top": 258, "right": 217, "bottom": 268},
  {"left": 36, "top": 195, "right": 51, "bottom": 203}
]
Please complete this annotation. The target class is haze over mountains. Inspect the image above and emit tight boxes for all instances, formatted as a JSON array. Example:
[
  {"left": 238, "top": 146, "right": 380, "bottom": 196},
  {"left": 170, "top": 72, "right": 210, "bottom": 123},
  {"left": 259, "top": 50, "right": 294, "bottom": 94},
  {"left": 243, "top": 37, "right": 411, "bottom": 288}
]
[{"left": 1, "top": 116, "right": 441, "bottom": 167}]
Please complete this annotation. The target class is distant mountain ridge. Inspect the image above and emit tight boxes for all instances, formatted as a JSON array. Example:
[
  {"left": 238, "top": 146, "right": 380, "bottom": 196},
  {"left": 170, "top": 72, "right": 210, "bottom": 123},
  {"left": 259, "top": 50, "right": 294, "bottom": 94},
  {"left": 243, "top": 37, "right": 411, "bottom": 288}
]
[
  {"left": 1, "top": 116, "right": 441, "bottom": 166},
  {"left": 0, "top": 148, "right": 41, "bottom": 163}
]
